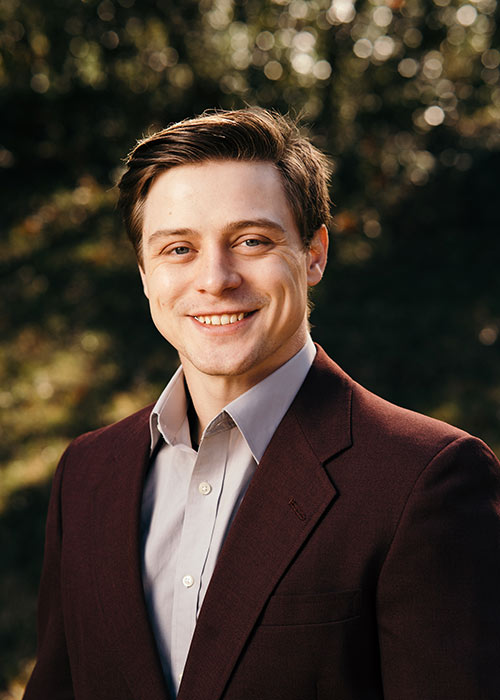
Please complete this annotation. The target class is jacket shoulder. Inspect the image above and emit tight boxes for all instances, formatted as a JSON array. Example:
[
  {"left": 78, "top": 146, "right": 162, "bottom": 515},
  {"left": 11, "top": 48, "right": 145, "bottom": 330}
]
[
  {"left": 55, "top": 403, "right": 154, "bottom": 492},
  {"left": 353, "top": 379, "right": 467, "bottom": 454},
  {"left": 69, "top": 403, "right": 154, "bottom": 452},
  {"left": 309, "top": 345, "right": 476, "bottom": 468}
]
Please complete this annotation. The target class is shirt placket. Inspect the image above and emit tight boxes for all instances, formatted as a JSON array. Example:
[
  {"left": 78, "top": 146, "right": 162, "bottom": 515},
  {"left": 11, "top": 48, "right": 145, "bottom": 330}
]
[{"left": 170, "top": 424, "right": 231, "bottom": 690}]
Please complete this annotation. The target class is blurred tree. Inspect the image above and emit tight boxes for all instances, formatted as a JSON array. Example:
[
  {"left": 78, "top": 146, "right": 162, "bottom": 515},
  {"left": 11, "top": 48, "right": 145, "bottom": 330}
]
[{"left": 1, "top": 0, "right": 499, "bottom": 694}]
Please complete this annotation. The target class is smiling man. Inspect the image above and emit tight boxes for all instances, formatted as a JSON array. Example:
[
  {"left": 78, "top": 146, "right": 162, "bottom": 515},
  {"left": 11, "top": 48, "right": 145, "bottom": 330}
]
[
  {"left": 139, "top": 158, "right": 326, "bottom": 434},
  {"left": 24, "top": 109, "right": 500, "bottom": 700}
]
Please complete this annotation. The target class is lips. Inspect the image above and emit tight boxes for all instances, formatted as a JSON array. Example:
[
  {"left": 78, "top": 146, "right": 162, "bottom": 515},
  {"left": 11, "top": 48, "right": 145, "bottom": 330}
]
[{"left": 193, "top": 312, "right": 252, "bottom": 326}]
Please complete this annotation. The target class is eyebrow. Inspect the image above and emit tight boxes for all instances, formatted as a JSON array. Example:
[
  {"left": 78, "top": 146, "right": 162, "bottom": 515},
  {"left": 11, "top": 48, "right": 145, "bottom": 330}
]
[
  {"left": 146, "top": 218, "right": 287, "bottom": 245},
  {"left": 223, "top": 218, "right": 287, "bottom": 235},
  {"left": 146, "top": 228, "right": 195, "bottom": 245}
]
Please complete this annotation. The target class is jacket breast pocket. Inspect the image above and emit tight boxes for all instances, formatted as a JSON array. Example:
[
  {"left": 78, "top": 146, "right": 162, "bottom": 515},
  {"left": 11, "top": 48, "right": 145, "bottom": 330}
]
[{"left": 259, "top": 589, "right": 361, "bottom": 627}]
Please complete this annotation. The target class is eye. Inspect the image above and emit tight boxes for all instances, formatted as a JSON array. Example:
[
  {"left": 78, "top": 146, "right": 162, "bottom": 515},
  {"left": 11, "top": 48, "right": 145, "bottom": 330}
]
[
  {"left": 172, "top": 246, "right": 191, "bottom": 255},
  {"left": 241, "top": 238, "right": 267, "bottom": 249},
  {"left": 236, "top": 237, "right": 273, "bottom": 254}
]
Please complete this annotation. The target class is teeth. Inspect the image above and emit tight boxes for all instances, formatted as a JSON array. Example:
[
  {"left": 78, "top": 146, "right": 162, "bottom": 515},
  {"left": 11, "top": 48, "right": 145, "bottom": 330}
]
[{"left": 195, "top": 312, "right": 249, "bottom": 326}]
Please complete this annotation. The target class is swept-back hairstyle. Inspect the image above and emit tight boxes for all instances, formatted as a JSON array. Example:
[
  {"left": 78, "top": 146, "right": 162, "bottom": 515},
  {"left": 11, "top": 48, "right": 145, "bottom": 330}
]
[{"left": 117, "top": 108, "right": 332, "bottom": 264}]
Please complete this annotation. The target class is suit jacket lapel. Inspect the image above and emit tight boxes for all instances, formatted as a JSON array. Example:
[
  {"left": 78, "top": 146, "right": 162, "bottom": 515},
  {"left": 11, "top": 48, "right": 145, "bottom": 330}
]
[
  {"left": 178, "top": 347, "right": 353, "bottom": 700},
  {"left": 90, "top": 407, "right": 172, "bottom": 700}
]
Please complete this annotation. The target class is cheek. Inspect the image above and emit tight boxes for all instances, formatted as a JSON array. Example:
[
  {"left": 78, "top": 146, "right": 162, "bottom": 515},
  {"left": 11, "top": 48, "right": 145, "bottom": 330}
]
[
  {"left": 146, "top": 280, "right": 174, "bottom": 318},
  {"left": 149, "top": 271, "right": 179, "bottom": 300},
  {"left": 268, "top": 263, "right": 308, "bottom": 316},
  {"left": 268, "top": 251, "right": 305, "bottom": 282},
  {"left": 278, "top": 259, "right": 308, "bottom": 297}
]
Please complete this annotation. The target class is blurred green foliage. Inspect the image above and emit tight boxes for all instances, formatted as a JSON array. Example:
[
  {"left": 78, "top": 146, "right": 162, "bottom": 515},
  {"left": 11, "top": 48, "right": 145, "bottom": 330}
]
[{"left": 1, "top": 0, "right": 499, "bottom": 694}]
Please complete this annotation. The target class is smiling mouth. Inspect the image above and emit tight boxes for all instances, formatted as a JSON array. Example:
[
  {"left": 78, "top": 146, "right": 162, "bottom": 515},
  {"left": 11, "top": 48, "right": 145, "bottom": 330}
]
[{"left": 193, "top": 311, "right": 253, "bottom": 326}]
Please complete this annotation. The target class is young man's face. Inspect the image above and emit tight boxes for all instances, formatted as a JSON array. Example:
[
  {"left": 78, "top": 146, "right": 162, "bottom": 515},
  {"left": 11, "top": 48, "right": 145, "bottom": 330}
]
[{"left": 139, "top": 160, "right": 327, "bottom": 391}]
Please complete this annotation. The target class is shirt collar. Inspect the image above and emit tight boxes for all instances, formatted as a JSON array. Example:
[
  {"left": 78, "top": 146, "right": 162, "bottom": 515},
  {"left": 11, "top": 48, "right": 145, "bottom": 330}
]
[
  {"left": 149, "top": 336, "right": 316, "bottom": 462},
  {"left": 223, "top": 336, "right": 316, "bottom": 462},
  {"left": 149, "top": 365, "right": 190, "bottom": 449}
]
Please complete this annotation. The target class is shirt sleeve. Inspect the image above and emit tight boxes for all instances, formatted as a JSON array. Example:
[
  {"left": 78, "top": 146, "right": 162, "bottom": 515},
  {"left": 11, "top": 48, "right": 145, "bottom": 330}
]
[{"left": 376, "top": 435, "right": 500, "bottom": 700}]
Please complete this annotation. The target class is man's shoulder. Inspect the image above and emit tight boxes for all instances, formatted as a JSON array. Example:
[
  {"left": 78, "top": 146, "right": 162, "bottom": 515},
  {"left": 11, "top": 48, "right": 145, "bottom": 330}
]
[
  {"left": 70, "top": 403, "right": 154, "bottom": 450},
  {"left": 74, "top": 403, "right": 154, "bottom": 444},
  {"left": 307, "top": 345, "right": 470, "bottom": 461},
  {"left": 47, "top": 403, "right": 155, "bottom": 512},
  {"left": 352, "top": 376, "right": 466, "bottom": 448},
  {"left": 305, "top": 346, "right": 500, "bottom": 497}
]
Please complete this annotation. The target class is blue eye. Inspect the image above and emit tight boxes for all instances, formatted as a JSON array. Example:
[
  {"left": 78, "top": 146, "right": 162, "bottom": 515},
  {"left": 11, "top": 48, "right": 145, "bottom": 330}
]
[{"left": 173, "top": 246, "right": 190, "bottom": 255}]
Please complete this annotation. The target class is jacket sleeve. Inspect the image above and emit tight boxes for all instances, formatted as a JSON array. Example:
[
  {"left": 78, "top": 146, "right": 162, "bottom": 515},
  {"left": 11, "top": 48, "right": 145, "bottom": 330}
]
[
  {"left": 23, "top": 448, "right": 74, "bottom": 700},
  {"left": 376, "top": 435, "right": 500, "bottom": 700}
]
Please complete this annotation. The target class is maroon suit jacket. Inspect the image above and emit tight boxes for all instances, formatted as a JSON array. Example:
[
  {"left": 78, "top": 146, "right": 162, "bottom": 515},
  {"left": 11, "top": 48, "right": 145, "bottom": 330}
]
[{"left": 24, "top": 347, "right": 500, "bottom": 700}]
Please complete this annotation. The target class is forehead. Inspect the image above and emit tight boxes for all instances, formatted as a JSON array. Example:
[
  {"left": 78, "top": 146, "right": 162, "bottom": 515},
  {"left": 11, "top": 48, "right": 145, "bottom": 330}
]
[{"left": 142, "top": 160, "right": 298, "bottom": 235}]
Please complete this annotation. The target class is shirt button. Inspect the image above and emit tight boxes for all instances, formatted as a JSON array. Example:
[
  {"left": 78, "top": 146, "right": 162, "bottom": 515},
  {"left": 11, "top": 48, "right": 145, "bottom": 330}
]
[
  {"left": 198, "top": 481, "right": 212, "bottom": 495},
  {"left": 182, "top": 574, "right": 194, "bottom": 588}
]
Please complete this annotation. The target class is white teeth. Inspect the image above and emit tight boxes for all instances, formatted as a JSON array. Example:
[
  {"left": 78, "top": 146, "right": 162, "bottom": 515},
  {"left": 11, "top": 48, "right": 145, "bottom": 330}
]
[{"left": 195, "top": 312, "right": 249, "bottom": 326}]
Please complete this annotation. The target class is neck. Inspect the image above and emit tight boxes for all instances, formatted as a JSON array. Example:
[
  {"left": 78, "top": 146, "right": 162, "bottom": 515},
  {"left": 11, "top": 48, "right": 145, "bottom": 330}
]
[
  {"left": 180, "top": 330, "right": 309, "bottom": 442},
  {"left": 182, "top": 372, "right": 257, "bottom": 444}
]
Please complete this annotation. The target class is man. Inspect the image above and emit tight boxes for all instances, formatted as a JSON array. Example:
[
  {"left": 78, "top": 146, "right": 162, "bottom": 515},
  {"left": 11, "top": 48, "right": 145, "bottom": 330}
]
[{"left": 24, "top": 109, "right": 500, "bottom": 700}]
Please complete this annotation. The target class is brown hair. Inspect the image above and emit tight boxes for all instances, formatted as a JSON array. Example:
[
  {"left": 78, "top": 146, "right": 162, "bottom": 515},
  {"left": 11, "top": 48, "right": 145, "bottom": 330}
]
[{"left": 117, "top": 108, "right": 332, "bottom": 265}]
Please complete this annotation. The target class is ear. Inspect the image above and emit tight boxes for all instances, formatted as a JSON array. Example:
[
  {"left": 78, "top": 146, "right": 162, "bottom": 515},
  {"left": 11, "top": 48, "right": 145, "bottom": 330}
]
[
  {"left": 306, "top": 224, "right": 329, "bottom": 287},
  {"left": 138, "top": 264, "right": 150, "bottom": 299}
]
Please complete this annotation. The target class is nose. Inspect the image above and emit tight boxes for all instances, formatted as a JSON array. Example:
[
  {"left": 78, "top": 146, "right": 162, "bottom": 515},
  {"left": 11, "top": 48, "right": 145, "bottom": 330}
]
[{"left": 196, "top": 247, "right": 242, "bottom": 296}]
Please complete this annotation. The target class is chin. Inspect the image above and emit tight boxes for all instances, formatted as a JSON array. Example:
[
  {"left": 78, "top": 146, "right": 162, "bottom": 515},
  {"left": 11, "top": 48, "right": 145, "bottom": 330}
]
[
  {"left": 193, "top": 359, "right": 254, "bottom": 378},
  {"left": 187, "top": 348, "right": 269, "bottom": 379}
]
